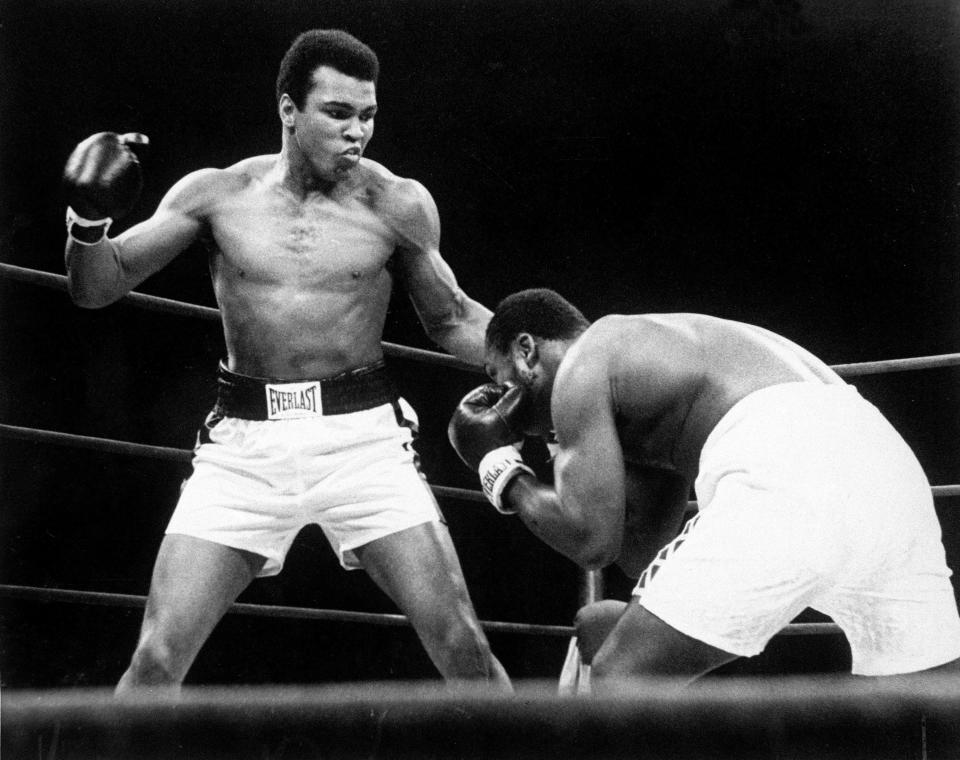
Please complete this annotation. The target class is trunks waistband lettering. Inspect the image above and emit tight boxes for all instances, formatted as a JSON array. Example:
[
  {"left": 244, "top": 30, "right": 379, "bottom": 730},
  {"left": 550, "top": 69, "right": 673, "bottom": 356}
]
[
  {"left": 265, "top": 381, "right": 323, "bottom": 419},
  {"left": 213, "top": 361, "right": 398, "bottom": 420}
]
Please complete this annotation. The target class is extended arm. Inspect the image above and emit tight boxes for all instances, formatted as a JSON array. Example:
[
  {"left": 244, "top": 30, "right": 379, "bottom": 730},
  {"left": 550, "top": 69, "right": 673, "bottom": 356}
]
[
  {"left": 63, "top": 132, "right": 209, "bottom": 308},
  {"left": 392, "top": 179, "right": 492, "bottom": 366}
]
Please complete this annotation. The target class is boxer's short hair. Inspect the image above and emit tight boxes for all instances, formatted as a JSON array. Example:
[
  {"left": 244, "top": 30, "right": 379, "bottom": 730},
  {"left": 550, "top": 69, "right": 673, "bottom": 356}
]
[
  {"left": 486, "top": 289, "right": 590, "bottom": 354},
  {"left": 276, "top": 29, "right": 379, "bottom": 108}
]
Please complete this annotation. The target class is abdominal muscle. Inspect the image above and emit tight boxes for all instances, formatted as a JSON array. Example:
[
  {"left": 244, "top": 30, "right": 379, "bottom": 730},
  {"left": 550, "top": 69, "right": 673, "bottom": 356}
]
[{"left": 214, "top": 266, "right": 394, "bottom": 381}]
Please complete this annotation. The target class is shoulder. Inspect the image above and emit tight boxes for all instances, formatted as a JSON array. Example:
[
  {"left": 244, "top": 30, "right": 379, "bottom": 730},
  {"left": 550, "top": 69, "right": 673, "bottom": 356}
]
[
  {"left": 579, "top": 314, "right": 700, "bottom": 359},
  {"left": 553, "top": 315, "right": 678, "bottom": 400},
  {"left": 160, "top": 155, "right": 273, "bottom": 213},
  {"left": 357, "top": 159, "right": 439, "bottom": 247},
  {"left": 550, "top": 330, "right": 618, "bottom": 442},
  {"left": 560, "top": 316, "right": 637, "bottom": 369},
  {"left": 555, "top": 320, "right": 618, "bottom": 391},
  {"left": 358, "top": 160, "right": 435, "bottom": 218}
]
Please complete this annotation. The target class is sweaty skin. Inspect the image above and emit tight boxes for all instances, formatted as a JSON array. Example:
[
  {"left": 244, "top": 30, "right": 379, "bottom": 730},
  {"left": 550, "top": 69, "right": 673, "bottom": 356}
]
[
  {"left": 193, "top": 156, "right": 446, "bottom": 378},
  {"left": 486, "top": 313, "right": 844, "bottom": 575},
  {"left": 66, "top": 61, "right": 509, "bottom": 691},
  {"left": 595, "top": 314, "right": 842, "bottom": 479},
  {"left": 480, "top": 308, "right": 959, "bottom": 683},
  {"left": 66, "top": 66, "right": 489, "bottom": 378}
]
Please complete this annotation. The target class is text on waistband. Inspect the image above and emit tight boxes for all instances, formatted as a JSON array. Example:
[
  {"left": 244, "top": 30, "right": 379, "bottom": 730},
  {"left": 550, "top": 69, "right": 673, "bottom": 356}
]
[{"left": 265, "top": 381, "right": 324, "bottom": 419}]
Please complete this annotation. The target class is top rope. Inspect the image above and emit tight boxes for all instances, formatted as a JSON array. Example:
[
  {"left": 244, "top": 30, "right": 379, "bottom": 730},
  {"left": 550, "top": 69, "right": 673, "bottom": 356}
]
[{"left": 2, "top": 262, "right": 959, "bottom": 377}]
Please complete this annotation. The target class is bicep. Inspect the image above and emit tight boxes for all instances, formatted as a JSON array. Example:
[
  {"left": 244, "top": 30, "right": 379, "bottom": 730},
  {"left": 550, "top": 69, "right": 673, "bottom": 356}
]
[
  {"left": 399, "top": 244, "right": 460, "bottom": 309},
  {"left": 553, "top": 367, "right": 626, "bottom": 546},
  {"left": 113, "top": 172, "right": 209, "bottom": 284},
  {"left": 394, "top": 184, "right": 483, "bottom": 325}
]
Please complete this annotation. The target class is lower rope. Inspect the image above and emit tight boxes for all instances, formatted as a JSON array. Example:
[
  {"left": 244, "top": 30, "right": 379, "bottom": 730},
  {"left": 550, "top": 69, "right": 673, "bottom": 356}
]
[{"left": 0, "top": 583, "right": 839, "bottom": 637}]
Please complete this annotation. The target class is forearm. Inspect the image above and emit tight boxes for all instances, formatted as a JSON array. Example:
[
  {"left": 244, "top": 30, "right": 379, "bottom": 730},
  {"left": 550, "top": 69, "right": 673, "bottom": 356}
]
[
  {"left": 503, "top": 473, "right": 614, "bottom": 570},
  {"left": 425, "top": 294, "right": 492, "bottom": 366}
]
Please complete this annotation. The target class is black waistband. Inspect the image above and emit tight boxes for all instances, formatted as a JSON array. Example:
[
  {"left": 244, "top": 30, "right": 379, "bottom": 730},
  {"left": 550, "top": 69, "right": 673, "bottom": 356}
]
[{"left": 213, "top": 361, "right": 398, "bottom": 420}]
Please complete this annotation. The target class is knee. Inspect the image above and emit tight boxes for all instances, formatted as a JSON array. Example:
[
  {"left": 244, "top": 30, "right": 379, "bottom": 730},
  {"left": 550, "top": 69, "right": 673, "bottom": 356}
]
[
  {"left": 440, "top": 615, "right": 491, "bottom": 659},
  {"left": 574, "top": 600, "right": 627, "bottom": 664},
  {"left": 126, "top": 636, "right": 186, "bottom": 686},
  {"left": 428, "top": 612, "right": 500, "bottom": 674}
]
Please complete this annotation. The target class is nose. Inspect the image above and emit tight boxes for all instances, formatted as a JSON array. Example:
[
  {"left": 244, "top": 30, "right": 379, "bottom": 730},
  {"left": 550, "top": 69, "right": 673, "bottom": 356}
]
[{"left": 344, "top": 116, "right": 364, "bottom": 141}]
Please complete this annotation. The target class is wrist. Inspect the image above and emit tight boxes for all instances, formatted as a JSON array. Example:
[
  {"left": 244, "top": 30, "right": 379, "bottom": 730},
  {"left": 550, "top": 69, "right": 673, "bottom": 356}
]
[
  {"left": 66, "top": 206, "right": 112, "bottom": 245},
  {"left": 478, "top": 445, "right": 534, "bottom": 515}
]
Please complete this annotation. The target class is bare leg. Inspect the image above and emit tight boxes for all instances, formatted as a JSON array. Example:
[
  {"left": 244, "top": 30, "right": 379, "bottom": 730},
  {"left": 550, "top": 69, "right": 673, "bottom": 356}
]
[
  {"left": 116, "top": 534, "right": 266, "bottom": 694},
  {"left": 574, "top": 599, "right": 628, "bottom": 664},
  {"left": 591, "top": 597, "right": 737, "bottom": 689},
  {"left": 354, "top": 521, "right": 511, "bottom": 690}
]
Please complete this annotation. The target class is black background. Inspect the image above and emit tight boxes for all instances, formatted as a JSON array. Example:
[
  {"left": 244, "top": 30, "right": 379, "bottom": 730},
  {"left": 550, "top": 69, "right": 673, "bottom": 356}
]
[{"left": 1, "top": 0, "right": 958, "bottom": 687}]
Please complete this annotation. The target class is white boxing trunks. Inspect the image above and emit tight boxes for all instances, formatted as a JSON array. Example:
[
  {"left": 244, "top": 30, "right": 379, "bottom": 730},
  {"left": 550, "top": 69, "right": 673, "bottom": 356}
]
[
  {"left": 165, "top": 362, "right": 442, "bottom": 575},
  {"left": 633, "top": 381, "right": 960, "bottom": 675}
]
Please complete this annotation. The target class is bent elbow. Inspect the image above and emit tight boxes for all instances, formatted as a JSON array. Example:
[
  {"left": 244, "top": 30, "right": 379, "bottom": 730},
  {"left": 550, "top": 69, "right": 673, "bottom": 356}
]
[
  {"left": 574, "top": 529, "right": 621, "bottom": 571},
  {"left": 580, "top": 547, "right": 620, "bottom": 572},
  {"left": 422, "top": 304, "right": 463, "bottom": 344}
]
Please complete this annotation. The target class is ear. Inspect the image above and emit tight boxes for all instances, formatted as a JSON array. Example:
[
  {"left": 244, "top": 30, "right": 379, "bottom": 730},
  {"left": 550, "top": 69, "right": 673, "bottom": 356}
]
[
  {"left": 278, "top": 94, "right": 297, "bottom": 129},
  {"left": 512, "top": 333, "right": 540, "bottom": 370}
]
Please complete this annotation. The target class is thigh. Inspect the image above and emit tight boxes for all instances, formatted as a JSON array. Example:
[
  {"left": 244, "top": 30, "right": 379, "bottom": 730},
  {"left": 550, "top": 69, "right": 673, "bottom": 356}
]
[
  {"left": 142, "top": 534, "right": 266, "bottom": 646},
  {"left": 593, "top": 597, "right": 737, "bottom": 682},
  {"left": 354, "top": 521, "right": 475, "bottom": 629},
  {"left": 636, "top": 484, "right": 826, "bottom": 659}
]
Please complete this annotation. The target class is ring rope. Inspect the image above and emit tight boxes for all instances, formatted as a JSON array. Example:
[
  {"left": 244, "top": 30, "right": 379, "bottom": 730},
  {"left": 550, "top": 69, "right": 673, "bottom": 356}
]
[
  {"left": 8, "top": 678, "right": 958, "bottom": 760},
  {"left": 830, "top": 354, "right": 960, "bottom": 377},
  {"left": 3, "top": 423, "right": 958, "bottom": 502},
  {"left": 0, "top": 262, "right": 479, "bottom": 372},
  {"left": 0, "top": 583, "right": 573, "bottom": 637},
  {"left": 0, "top": 423, "right": 488, "bottom": 504},
  {"left": 0, "top": 583, "right": 840, "bottom": 638},
  {"left": 3, "top": 262, "right": 960, "bottom": 377},
  {"left": 1, "top": 263, "right": 956, "bottom": 645}
]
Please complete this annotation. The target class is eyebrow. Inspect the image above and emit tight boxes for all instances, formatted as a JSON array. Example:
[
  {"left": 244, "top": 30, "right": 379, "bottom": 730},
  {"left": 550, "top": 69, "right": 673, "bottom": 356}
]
[{"left": 322, "top": 100, "right": 377, "bottom": 112}]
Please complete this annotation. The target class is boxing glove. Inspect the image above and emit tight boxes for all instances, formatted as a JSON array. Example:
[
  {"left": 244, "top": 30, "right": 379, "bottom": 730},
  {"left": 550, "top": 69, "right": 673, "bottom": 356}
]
[
  {"left": 63, "top": 132, "right": 149, "bottom": 242},
  {"left": 448, "top": 383, "right": 527, "bottom": 469},
  {"left": 448, "top": 383, "right": 532, "bottom": 513}
]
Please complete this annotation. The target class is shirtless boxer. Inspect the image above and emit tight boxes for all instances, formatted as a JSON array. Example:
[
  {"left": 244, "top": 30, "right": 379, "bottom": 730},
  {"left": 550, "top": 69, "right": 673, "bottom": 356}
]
[
  {"left": 448, "top": 288, "right": 960, "bottom": 685},
  {"left": 63, "top": 29, "right": 510, "bottom": 691}
]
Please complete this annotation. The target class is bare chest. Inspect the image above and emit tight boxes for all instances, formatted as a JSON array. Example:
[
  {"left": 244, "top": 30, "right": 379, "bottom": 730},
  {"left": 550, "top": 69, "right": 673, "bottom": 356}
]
[{"left": 208, "top": 192, "right": 398, "bottom": 284}]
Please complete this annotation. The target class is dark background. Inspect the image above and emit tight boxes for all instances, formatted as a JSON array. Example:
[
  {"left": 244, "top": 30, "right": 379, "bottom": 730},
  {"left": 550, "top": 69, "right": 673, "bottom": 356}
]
[{"left": 1, "top": 0, "right": 958, "bottom": 687}]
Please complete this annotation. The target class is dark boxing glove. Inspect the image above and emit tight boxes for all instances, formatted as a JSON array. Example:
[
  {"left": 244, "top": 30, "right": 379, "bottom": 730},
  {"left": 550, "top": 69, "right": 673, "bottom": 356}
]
[
  {"left": 63, "top": 132, "right": 149, "bottom": 244},
  {"left": 448, "top": 383, "right": 532, "bottom": 513}
]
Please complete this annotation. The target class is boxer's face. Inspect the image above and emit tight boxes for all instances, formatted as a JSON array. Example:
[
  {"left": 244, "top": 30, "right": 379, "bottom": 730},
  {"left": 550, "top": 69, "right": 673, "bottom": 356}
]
[
  {"left": 281, "top": 65, "right": 377, "bottom": 181},
  {"left": 484, "top": 337, "right": 553, "bottom": 437}
]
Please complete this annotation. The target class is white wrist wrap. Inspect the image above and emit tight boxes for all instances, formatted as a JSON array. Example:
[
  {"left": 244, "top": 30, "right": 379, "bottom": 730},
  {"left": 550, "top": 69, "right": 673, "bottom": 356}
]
[
  {"left": 478, "top": 445, "right": 533, "bottom": 515},
  {"left": 66, "top": 206, "right": 113, "bottom": 245}
]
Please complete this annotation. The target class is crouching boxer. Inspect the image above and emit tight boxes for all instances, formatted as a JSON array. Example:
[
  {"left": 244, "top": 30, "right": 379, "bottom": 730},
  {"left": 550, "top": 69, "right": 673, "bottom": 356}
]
[{"left": 448, "top": 287, "right": 960, "bottom": 687}]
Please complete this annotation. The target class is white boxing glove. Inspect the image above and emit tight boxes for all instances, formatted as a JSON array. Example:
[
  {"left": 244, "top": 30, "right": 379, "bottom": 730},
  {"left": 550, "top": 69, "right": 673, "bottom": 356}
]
[{"left": 478, "top": 444, "right": 534, "bottom": 514}]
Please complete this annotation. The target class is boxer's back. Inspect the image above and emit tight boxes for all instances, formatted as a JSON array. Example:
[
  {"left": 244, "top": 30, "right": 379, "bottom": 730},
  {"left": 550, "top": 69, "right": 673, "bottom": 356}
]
[{"left": 575, "top": 313, "right": 844, "bottom": 477}]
